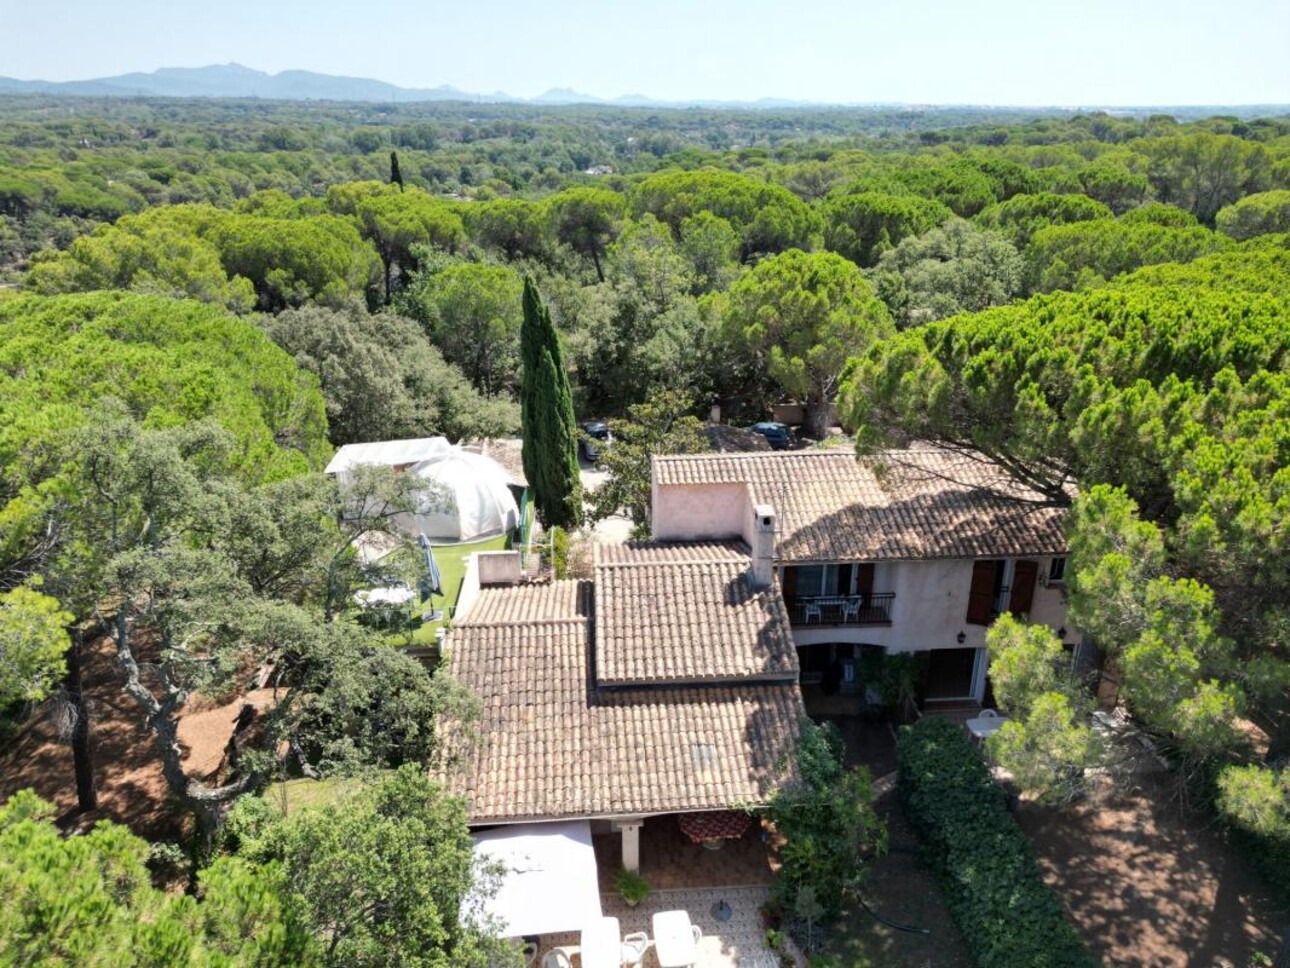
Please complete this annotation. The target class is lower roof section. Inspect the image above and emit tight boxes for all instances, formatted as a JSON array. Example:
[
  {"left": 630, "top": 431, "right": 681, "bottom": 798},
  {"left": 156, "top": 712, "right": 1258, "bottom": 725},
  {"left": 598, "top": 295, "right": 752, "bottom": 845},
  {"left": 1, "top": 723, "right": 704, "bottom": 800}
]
[{"left": 441, "top": 580, "right": 804, "bottom": 825}]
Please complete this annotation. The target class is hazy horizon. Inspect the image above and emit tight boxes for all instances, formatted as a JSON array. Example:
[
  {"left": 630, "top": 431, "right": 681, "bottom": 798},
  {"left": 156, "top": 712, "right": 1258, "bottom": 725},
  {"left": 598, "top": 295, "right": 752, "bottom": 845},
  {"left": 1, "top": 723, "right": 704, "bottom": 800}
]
[{"left": 5, "top": 0, "right": 1288, "bottom": 107}]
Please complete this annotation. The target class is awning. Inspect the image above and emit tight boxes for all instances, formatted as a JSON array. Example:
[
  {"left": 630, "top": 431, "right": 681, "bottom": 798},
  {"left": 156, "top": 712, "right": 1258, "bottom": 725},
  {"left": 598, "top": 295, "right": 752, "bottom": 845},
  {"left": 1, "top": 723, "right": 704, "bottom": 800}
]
[{"left": 470, "top": 820, "right": 602, "bottom": 937}]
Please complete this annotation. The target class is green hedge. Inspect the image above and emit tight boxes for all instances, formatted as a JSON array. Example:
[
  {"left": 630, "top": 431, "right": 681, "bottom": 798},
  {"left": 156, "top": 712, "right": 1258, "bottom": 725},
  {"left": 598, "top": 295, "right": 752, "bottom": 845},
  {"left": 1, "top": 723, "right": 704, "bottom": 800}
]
[
  {"left": 897, "top": 717, "right": 1096, "bottom": 968},
  {"left": 1228, "top": 824, "right": 1290, "bottom": 906}
]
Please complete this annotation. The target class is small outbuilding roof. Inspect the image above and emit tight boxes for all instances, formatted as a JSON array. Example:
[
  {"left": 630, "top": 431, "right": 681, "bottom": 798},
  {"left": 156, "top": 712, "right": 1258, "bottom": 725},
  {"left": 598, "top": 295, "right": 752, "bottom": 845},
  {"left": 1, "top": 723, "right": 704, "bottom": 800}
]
[{"left": 325, "top": 436, "right": 451, "bottom": 476}]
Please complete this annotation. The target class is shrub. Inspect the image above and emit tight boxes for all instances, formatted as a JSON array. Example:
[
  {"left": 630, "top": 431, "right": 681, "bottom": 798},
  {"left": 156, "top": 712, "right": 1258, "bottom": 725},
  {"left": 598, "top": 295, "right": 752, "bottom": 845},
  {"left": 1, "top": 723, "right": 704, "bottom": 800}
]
[
  {"left": 1214, "top": 763, "right": 1290, "bottom": 906},
  {"left": 766, "top": 720, "right": 885, "bottom": 927},
  {"left": 614, "top": 867, "right": 651, "bottom": 906},
  {"left": 896, "top": 717, "right": 1096, "bottom": 968},
  {"left": 550, "top": 526, "right": 570, "bottom": 579}
]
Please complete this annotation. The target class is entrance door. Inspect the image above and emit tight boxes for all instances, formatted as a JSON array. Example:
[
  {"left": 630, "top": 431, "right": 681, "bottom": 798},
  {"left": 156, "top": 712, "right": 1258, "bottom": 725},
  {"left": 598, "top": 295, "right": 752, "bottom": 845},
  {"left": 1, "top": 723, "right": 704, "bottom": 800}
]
[{"left": 921, "top": 647, "right": 982, "bottom": 701}]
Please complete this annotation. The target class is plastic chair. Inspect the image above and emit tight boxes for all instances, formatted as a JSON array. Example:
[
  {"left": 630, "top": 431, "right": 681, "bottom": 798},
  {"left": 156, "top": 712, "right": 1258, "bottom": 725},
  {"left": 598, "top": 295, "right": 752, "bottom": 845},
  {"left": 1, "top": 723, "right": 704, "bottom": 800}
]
[
  {"left": 541, "top": 947, "right": 577, "bottom": 968},
  {"left": 803, "top": 601, "right": 823, "bottom": 624},
  {"left": 621, "top": 932, "right": 650, "bottom": 967},
  {"left": 979, "top": 708, "right": 1000, "bottom": 719},
  {"left": 840, "top": 598, "right": 861, "bottom": 623}
]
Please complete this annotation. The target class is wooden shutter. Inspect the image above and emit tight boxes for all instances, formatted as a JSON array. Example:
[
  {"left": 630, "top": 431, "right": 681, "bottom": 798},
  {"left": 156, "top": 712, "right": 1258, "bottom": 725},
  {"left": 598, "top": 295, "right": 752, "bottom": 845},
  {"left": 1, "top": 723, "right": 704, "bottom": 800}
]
[
  {"left": 1009, "top": 559, "right": 1039, "bottom": 616},
  {"left": 781, "top": 566, "right": 798, "bottom": 600},
  {"left": 856, "top": 563, "right": 875, "bottom": 598},
  {"left": 966, "top": 560, "right": 998, "bottom": 626}
]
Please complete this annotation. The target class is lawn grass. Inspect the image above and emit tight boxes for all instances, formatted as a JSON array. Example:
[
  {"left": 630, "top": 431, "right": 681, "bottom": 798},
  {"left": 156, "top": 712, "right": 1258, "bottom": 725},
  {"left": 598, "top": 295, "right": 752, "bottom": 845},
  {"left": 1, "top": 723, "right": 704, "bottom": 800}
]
[
  {"left": 822, "top": 800, "right": 974, "bottom": 968},
  {"left": 407, "top": 532, "right": 511, "bottom": 646},
  {"left": 262, "top": 776, "right": 360, "bottom": 815}
]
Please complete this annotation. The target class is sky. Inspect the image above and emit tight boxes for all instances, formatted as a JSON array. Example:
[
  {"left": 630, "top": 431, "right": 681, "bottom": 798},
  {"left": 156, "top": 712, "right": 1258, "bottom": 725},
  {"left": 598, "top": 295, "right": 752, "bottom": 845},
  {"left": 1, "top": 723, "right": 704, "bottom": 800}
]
[{"left": 3, "top": 0, "right": 1288, "bottom": 106}]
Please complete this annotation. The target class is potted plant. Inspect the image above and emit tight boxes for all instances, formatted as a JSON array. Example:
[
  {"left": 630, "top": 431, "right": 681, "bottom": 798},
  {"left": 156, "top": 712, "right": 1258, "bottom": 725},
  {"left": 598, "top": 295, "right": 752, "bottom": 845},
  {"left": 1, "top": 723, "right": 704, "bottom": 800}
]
[{"left": 615, "top": 867, "right": 652, "bottom": 907}]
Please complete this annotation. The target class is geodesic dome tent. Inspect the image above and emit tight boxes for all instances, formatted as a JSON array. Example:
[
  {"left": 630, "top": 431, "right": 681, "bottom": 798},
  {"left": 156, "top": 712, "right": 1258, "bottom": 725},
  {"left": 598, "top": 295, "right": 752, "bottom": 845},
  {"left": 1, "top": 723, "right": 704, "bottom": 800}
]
[
  {"left": 395, "top": 448, "right": 520, "bottom": 542},
  {"left": 326, "top": 437, "right": 521, "bottom": 543}
]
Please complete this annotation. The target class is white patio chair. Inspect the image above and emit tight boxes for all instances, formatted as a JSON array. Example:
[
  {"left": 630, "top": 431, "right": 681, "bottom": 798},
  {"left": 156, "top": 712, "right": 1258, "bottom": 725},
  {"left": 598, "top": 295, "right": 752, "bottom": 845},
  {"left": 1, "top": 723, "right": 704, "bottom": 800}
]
[
  {"left": 652, "top": 910, "right": 702, "bottom": 967},
  {"left": 519, "top": 941, "right": 539, "bottom": 968},
  {"left": 979, "top": 708, "right": 1000, "bottom": 719},
  {"left": 803, "top": 601, "right": 823, "bottom": 624},
  {"left": 621, "top": 931, "right": 650, "bottom": 967},
  {"left": 840, "top": 597, "right": 861, "bottom": 623},
  {"left": 541, "top": 946, "right": 578, "bottom": 968}
]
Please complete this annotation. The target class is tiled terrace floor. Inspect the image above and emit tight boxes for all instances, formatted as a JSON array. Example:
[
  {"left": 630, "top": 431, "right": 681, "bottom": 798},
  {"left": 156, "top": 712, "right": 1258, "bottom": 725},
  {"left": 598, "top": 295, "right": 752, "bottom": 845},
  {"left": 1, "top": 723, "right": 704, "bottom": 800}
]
[
  {"left": 540, "top": 885, "right": 793, "bottom": 968},
  {"left": 592, "top": 816, "right": 775, "bottom": 893}
]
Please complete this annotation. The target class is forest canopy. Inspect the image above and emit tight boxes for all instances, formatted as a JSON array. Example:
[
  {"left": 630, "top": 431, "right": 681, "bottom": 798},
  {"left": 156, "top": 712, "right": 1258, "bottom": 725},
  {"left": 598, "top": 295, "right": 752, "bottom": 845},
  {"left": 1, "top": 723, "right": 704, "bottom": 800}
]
[{"left": 1, "top": 94, "right": 1289, "bottom": 962}]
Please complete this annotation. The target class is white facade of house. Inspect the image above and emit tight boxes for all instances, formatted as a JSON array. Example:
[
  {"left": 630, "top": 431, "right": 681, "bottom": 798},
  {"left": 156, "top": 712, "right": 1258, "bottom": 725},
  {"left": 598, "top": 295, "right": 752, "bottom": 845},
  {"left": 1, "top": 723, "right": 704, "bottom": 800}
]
[
  {"left": 650, "top": 454, "right": 1078, "bottom": 705},
  {"left": 786, "top": 555, "right": 1072, "bottom": 653}
]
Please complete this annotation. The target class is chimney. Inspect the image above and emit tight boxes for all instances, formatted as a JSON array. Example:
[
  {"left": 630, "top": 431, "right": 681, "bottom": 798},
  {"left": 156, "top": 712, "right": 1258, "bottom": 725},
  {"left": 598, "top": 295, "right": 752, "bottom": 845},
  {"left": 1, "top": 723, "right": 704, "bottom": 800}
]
[{"left": 749, "top": 504, "right": 776, "bottom": 590}]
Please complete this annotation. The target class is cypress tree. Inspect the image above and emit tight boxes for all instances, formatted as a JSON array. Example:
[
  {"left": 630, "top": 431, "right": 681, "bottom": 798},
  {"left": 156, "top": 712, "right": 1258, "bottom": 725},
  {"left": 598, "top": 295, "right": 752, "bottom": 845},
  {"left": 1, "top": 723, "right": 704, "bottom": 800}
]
[
  {"left": 520, "top": 277, "right": 582, "bottom": 528},
  {"left": 390, "top": 150, "right": 404, "bottom": 191}
]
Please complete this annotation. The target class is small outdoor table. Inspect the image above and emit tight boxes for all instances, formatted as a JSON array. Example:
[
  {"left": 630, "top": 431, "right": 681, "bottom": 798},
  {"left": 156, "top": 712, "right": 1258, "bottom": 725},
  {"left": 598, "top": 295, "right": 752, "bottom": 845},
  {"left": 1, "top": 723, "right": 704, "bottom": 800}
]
[
  {"left": 965, "top": 715, "right": 1007, "bottom": 740},
  {"left": 579, "top": 916, "right": 621, "bottom": 968},
  {"left": 652, "top": 910, "right": 700, "bottom": 968}
]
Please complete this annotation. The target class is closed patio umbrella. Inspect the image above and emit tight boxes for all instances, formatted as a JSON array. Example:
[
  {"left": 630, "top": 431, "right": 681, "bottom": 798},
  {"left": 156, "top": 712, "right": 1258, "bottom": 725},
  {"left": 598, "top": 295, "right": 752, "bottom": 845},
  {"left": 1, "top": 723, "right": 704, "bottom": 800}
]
[{"left": 677, "top": 810, "right": 752, "bottom": 844}]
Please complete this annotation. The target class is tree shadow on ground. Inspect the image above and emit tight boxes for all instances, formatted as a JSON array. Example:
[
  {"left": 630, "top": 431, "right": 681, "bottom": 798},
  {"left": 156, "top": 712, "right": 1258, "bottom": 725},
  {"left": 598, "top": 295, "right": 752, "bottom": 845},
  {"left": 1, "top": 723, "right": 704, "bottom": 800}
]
[
  {"left": 0, "top": 634, "right": 189, "bottom": 841},
  {"left": 1015, "top": 773, "right": 1285, "bottom": 968}
]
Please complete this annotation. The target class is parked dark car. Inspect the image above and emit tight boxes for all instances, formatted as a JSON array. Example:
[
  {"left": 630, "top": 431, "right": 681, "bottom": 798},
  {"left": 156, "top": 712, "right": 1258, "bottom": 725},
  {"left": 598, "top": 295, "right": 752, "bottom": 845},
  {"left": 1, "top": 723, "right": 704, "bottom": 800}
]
[
  {"left": 749, "top": 421, "right": 795, "bottom": 450},
  {"left": 580, "top": 421, "right": 611, "bottom": 462}
]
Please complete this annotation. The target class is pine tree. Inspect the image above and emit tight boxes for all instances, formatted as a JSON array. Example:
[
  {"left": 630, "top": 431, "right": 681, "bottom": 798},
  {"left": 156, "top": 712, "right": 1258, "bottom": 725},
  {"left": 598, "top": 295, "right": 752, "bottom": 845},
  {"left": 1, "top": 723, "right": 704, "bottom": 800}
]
[
  {"left": 520, "top": 277, "right": 582, "bottom": 528},
  {"left": 389, "top": 151, "right": 404, "bottom": 191}
]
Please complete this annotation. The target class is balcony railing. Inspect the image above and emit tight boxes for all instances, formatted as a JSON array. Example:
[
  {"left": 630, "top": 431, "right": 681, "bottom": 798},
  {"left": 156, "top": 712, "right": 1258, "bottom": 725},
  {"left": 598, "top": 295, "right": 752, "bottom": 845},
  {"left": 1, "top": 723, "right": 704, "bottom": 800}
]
[{"left": 787, "top": 593, "right": 895, "bottom": 627}]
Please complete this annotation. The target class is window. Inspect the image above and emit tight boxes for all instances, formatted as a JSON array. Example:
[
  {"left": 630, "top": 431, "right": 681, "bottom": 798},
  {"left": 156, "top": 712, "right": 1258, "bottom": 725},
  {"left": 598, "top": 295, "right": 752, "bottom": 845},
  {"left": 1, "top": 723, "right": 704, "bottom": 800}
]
[
  {"left": 967, "top": 559, "right": 1042, "bottom": 624},
  {"left": 1048, "top": 557, "right": 1067, "bottom": 584},
  {"left": 790, "top": 564, "right": 856, "bottom": 597}
]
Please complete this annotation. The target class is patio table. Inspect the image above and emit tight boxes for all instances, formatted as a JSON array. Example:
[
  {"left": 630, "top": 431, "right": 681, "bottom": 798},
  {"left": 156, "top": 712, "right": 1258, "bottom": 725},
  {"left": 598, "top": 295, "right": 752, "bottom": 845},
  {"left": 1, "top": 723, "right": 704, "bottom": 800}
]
[
  {"left": 579, "top": 916, "right": 621, "bottom": 968},
  {"left": 652, "top": 910, "right": 701, "bottom": 968},
  {"left": 965, "top": 715, "right": 1007, "bottom": 740}
]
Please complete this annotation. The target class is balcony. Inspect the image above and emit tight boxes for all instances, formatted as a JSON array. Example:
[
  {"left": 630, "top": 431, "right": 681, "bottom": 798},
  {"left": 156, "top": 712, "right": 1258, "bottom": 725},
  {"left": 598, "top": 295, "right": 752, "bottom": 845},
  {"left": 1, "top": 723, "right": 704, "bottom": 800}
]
[{"left": 787, "top": 592, "right": 895, "bottom": 627}]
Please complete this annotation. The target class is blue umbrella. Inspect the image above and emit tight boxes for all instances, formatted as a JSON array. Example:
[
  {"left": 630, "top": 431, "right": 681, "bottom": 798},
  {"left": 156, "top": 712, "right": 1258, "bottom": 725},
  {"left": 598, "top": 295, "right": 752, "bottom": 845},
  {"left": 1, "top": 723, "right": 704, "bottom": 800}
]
[{"left": 418, "top": 533, "right": 443, "bottom": 596}]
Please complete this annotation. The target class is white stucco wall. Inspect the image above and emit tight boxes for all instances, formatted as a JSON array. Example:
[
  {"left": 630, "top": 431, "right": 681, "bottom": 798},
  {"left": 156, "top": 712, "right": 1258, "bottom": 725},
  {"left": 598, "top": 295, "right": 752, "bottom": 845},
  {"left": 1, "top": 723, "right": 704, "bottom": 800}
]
[
  {"left": 788, "top": 556, "right": 1073, "bottom": 652},
  {"left": 477, "top": 550, "right": 522, "bottom": 586},
  {"left": 454, "top": 552, "right": 483, "bottom": 623},
  {"left": 648, "top": 473, "right": 1077, "bottom": 651},
  {"left": 650, "top": 481, "right": 749, "bottom": 542}
]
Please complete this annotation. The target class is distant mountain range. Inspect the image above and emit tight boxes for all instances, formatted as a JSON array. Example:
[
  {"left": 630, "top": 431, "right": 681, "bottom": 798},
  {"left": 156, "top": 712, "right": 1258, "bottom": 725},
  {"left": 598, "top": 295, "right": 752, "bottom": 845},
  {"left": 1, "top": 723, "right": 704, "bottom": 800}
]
[
  {"left": 0, "top": 63, "right": 962, "bottom": 109},
  {"left": 0, "top": 63, "right": 858, "bottom": 108},
  {"left": 0, "top": 64, "right": 1284, "bottom": 115}
]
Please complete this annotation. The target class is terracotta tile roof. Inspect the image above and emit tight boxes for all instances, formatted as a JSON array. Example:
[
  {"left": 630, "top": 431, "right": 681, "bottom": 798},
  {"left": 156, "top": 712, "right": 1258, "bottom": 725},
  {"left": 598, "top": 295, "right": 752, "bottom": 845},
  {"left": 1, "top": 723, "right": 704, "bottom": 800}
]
[
  {"left": 463, "top": 437, "right": 527, "bottom": 486},
  {"left": 703, "top": 424, "right": 771, "bottom": 453},
  {"left": 442, "top": 580, "right": 804, "bottom": 824},
  {"left": 459, "top": 578, "right": 585, "bottom": 624},
  {"left": 594, "top": 543, "right": 798, "bottom": 687},
  {"left": 654, "top": 445, "right": 1070, "bottom": 562},
  {"left": 594, "top": 541, "right": 750, "bottom": 565}
]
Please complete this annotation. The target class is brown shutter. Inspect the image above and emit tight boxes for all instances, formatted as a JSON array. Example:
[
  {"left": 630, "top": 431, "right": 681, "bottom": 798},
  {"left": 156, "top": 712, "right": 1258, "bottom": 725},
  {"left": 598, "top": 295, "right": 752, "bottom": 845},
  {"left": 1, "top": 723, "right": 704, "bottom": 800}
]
[
  {"left": 966, "top": 560, "right": 998, "bottom": 626},
  {"left": 856, "top": 563, "right": 875, "bottom": 598},
  {"left": 781, "top": 566, "right": 798, "bottom": 600},
  {"left": 1009, "top": 560, "right": 1039, "bottom": 616}
]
